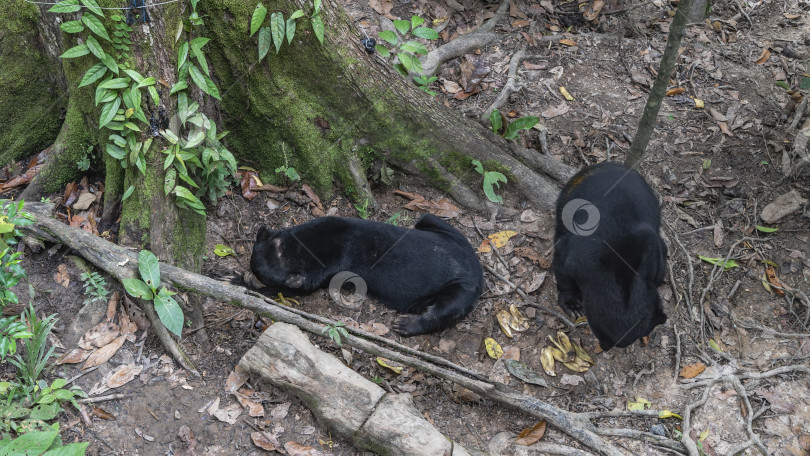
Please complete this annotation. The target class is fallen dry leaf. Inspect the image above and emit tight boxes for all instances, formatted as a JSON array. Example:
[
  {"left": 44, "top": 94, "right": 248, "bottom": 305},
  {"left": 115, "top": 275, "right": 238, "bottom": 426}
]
[
  {"left": 515, "top": 421, "right": 547, "bottom": 446},
  {"left": 393, "top": 190, "right": 461, "bottom": 218},
  {"left": 54, "top": 264, "right": 70, "bottom": 288},
  {"left": 270, "top": 402, "right": 291, "bottom": 421},
  {"left": 301, "top": 184, "right": 323, "bottom": 211},
  {"left": 559, "top": 39, "right": 577, "bottom": 46},
  {"left": 755, "top": 48, "right": 771, "bottom": 64},
  {"left": 251, "top": 431, "right": 280, "bottom": 451},
  {"left": 82, "top": 335, "right": 126, "bottom": 370},
  {"left": 56, "top": 347, "right": 91, "bottom": 365},
  {"left": 284, "top": 441, "right": 321, "bottom": 456},
  {"left": 368, "top": 0, "right": 393, "bottom": 18},
  {"left": 91, "top": 406, "right": 116, "bottom": 420},
  {"left": 541, "top": 102, "right": 570, "bottom": 118},
  {"left": 236, "top": 387, "right": 265, "bottom": 417},
  {"left": 679, "top": 362, "right": 706, "bottom": 379},
  {"left": 765, "top": 265, "right": 785, "bottom": 296},
  {"left": 225, "top": 365, "right": 250, "bottom": 393},
  {"left": 106, "top": 363, "right": 143, "bottom": 388},
  {"left": 78, "top": 321, "right": 121, "bottom": 350},
  {"left": 666, "top": 87, "right": 686, "bottom": 96},
  {"left": 213, "top": 403, "right": 242, "bottom": 424},
  {"left": 582, "top": 0, "right": 604, "bottom": 21}
]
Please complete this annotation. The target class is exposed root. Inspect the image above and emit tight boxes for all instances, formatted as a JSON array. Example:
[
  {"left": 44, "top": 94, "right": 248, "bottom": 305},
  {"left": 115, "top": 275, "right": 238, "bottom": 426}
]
[
  {"left": 136, "top": 295, "right": 200, "bottom": 377},
  {"left": 421, "top": 0, "right": 510, "bottom": 76},
  {"left": 347, "top": 149, "right": 378, "bottom": 209}
]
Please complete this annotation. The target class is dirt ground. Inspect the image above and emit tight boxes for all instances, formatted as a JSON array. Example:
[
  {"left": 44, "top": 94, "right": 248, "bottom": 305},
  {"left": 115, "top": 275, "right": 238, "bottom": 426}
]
[{"left": 4, "top": 0, "right": 810, "bottom": 455}]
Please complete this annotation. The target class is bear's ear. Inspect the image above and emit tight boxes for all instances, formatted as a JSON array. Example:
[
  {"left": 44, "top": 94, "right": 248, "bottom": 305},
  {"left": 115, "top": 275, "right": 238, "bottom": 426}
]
[{"left": 256, "top": 226, "right": 273, "bottom": 241}]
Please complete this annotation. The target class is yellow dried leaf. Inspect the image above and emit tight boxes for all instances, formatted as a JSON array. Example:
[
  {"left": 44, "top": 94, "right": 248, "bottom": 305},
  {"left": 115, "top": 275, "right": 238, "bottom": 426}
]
[
  {"left": 627, "top": 397, "right": 651, "bottom": 411},
  {"left": 496, "top": 309, "right": 514, "bottom": 338},
  {"left": 556, "top": 331, "right": 573, "bottom": 353},
  {"left": 765, "top": 265, "right": 785, "bottom": 296},
  {"left": 540, "top": 347, "right": 556, "bottom": 376},
  {"left": 708, "top": 338, "right": 722, "bottom": 353},
  {"left": 699, "top": 429, "right": 710, "bottom": 441},
  {"left": 563, "top": 358, "right": 590, "bottom": 373},
  {"left": 694, "top": 98, "right": 704, "bottom": 108},
  {"left": 755, "top": 48, "right": 771, "bottom": 64},
  {"left": 484, "top": 338, "right": 503, "bottom": 359},
  {"left": 549, "top": 346, "right": 570, "bottom": 363},
  {"left": 659, "top": 410, "right": 683, "bottom": 420},
  {"left": 376, "top": 357, "right": 403, "bottom": 374},
  {"left": 679, "top": 362, "right": 706, "bottom": 379},
  {"left": 572, "top": 339, "right": 594, "bottom": 364},
  {"left": 125, "top": 108, "right": 134, "bottom": 118},
  {"left": 574, "top": 316, "right": 588, "bottom": 325},
  {"left": 508, "top": 304, "right": 530, "bottom": 331},
  {"left": 559, "top": 38, "right": 577, "bottom": 46},
  {"left": 666, "top": 87, "right": 685, "bottom": 96},
  {"left": 515, "top": 421, "right": 547, "bottom": 445},
  {"left": 488, "top": 230, "right": 518, "bottom": 248},
  {"left": 559, "top": 86, "right": 574, "bottom": 101}
]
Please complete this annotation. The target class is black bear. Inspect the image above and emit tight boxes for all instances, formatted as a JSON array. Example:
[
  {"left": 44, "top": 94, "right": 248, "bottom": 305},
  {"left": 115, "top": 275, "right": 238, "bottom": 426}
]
[
  {"left": 553, "top": 162, "right": 667, "bottom": 350},
  {"left": 243, "top": 214, "right": 483, "bottom": 336}
]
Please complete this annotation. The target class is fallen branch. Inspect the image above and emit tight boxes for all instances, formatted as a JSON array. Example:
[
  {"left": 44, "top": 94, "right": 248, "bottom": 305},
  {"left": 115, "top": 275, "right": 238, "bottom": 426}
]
[
  {"left": 23, "top": 202, "right": 683, "bottom": 456},
  {"left": 421, "top": 0, "right": 510, "bottom": 76}
]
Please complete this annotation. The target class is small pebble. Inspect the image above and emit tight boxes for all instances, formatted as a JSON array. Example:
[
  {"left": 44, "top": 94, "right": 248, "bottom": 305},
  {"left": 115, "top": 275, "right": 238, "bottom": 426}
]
[{"left": 650, "top": 424, "right": 667, "bottom": 436}]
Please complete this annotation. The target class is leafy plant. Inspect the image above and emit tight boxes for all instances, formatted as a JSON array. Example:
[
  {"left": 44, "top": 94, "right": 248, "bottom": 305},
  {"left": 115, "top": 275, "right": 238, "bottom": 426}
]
[
  {"left": 9, "top": 306, "right": 57, "bottom": 393},
  {"left": 0, "top": 201, "right": 35, "bottom": 359},
  {"left": 413, "top": 75, "right": 437, "bottom": 96},
  {"left": 39, "top": 197, "right": 52, "bottom": 204},
  {"left": 213, "top": 244, "right": 235, "bottom": 257},
  {"left": 354, "top": 199, "right": 369, "bottom": 219},
  {"left": 50, "top": 0, "right": 236, "bottom": 217},
  {"left": 471, "top": 160, "right": 508, "bottom": 204},
  {"left": 251, "top": 0, "right": 324, "bottom": 62},
  {"left": 76, "top": 145, "right": 92, "bottom": 172},
  {"left": 386, "top": 212, "right": 402, "bottom": 226},
  {"left": 0, "top": 200, "right": 35, "bottom": 252},
  {"left": 375, "top": 15, "right": 438, "bottom": 77},
  {"left": 122, "top": 250, "right": 184, "bottom": 337},
  {"left": 697, "top": 255, "right": 739, "bottom": 270},
  {"left": 489, "top": 109, "right": 539, "bottom": 140},
  {"left": 371, "top": 375, "right": 384, "bottom": 385},
  {"left": 274, "top": 165, "right": 301, "bottom": 182},
  {"left": 80, "top": 271, "right": 109, "bottom": 306},
  {"left": 321, "top": 322, "right": 348, "bottom": 346}
]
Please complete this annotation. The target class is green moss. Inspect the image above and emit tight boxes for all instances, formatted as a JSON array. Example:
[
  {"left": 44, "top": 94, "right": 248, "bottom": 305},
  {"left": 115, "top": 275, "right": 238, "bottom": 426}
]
[
  {"left": 0, "top": 0, "right": 64, "bottom": 165},
  {"left": 36, "top": 101, "right": 91, "bottom": 193},
  {"left": 171, "top": 209, "right": 205, "bottom": 271}
]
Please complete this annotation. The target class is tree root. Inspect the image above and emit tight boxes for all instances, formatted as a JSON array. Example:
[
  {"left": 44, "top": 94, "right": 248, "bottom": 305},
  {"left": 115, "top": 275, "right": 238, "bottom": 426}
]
[
  {"left": 136, "top": 295, "right": 200, "bottom": 376},
  {"left": 347, "top": 148, "right": 378, "bottom": 210},
  {"left": 421, "top": 0, "right": 510, "bottom": 77},
  {"left": 679, "top": 365, "right": 810, "bottom": 456},
  {"left": 23, "top": 201, "right": 689, "bottom": 456}
]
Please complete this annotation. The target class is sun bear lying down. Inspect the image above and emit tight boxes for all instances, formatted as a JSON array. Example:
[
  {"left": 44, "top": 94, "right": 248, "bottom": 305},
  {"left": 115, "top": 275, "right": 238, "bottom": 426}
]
[
  {"left": 242, "top": 214, "right": 483, "bottom": 336},
  {"left": 553, "top": 162, "right": 667, "bottom": 350}
]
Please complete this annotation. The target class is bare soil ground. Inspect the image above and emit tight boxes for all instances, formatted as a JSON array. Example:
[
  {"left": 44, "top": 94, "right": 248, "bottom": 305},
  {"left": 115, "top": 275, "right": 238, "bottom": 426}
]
[{"left": 5, "top": 0, "right": 810, "bottom": 455}]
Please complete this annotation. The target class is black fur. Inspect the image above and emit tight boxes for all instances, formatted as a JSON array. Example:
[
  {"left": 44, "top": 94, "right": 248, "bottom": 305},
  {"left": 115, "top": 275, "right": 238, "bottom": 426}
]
[
  {"left": 246, "top": 214, "right": 483, "bottom": 336},
  {"left": 553, "top": 162, "right": 667, "bottom": 350}
]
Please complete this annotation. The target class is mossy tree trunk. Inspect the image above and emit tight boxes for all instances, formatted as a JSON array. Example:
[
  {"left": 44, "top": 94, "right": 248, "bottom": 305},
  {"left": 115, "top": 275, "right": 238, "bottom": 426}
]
[{"left": 8, "top": 0, "right": 573, "bottom": 338}]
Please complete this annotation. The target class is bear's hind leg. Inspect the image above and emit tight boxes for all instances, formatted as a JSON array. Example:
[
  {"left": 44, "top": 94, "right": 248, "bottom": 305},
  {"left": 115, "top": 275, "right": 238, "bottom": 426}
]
[{"left": 392, "top": 285, "right": 479, "bottom": 336}]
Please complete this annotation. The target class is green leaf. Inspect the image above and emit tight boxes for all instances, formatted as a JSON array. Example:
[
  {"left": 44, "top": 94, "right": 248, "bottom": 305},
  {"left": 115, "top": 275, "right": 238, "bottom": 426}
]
[
  {"left": 504, "top": 116, "right": 539, "bottom": 140},
  {"left": 411, "top": 27, "right": 438, "bottom": 40},
  {"left": 471, "top": 159, "right": 484, "bottom": 174},
  {"left": 801, "top": 76, "right": 810, "bottom": 90},
  {"left": 48, "top": 0, "right": 80, "bottom": 13},
  {"left": 138, "top": 250, "right": 160, "bottom": 290},
  {"left": 122, "top": 278, "right": 153, "bottom": 299},
  {"left": 79, "top": 63, "right": 107, "bottom": 87},
  {"left": 374, "top": 44, "right": 390, "bottom": 58},
  {"left": 105, "top": 143, "right": 125, "bottom": 159},
  {"left": 124, "top": 121, "right": 140, "bottom": 132},
  {"left": 154, "top": 288, "right": 184, "bottom": 337},
  {"left": 80, "top": 0, "right": 104, "bottom": 17},
  {"left": 137, "top": 77, "right": 156, "bottom": 88},
  {"left": 43, "top": 442, "right": 90, "bottom": 456},
  {"left": 60, "top": 44, "right": 90, "bottom": 59},
  {"left": 169, "top": 80, "right": 188, "bottom": 95},
  {"left": 289, "top": 9, "right": 305, "bottom": 20},
  {"left": 122, "top": 185, "right": 135, "bottom": 201},
  {"left": 393, "top": 20, "right": 410, "bottom": 35},
  {"left": 313, "top": 0, "right": 322, "bottom": 14},
  {"left": 258, "top": 26, "right": 271, "bottom": 61},
  {"left": 213, "top": 244, "right": 234, "bottom": 257},
  {"left": 164, "top": 168, "right": 176, "bottom": 195},
  {"left": 311, "top": 14, "right": 324, "bottom": 45},
  {"left": 85, "top": 35, "right": 105, "bottom": 59},
  {"left": 190, "top": 37, "right": 210, "bottom": 75},
  {"left": 99, "top": 97, "right": 121, "bottom": 129},
  {"left": 177, "top": 41, "right": 189, "bottom": 69},
  {"left": 123, "top": 68, "right": 144, "bottom": 83},
  {"left": 483, "top": 171, "right": 507, "bottom": 203},
  {"left": 490, "top": 110, "right": 502, "bottom": 134},
  {"left": 82, "top": 14, "right": 111, "bottom": 41},
  {"left": 775, "top": 80, "right": 790, "bottom": 90},
  {"left": 398, "top": 52, "right": 419, "bottom": 74},
  {"left": 2, "top": 431, "right": 59, "bottom": 454},
  {"left": 30, "top": 402, "right": 62, "bottom": 421},
  {"left": 148, "top": 85, "right": 160, "bottom": 105},
  {"left": 270, "top": 12, "right": 285, "bottom": 53},
  {"left": 697, "top": 255, "right": 739, "bottom": 270},
  {"left": 755, "top": 225, "right": 778, "bottom": 233},
  {"left": 378, "top": 30, "right": 397, "bottom": 45},
  {"left": 286, "top": 11, "right": 304, "bottom": 44},
  {"left": 59, "top": 20, "right": 85, "bottom": 33},
  {"left": 250, "top": 2, "right": 267, "bottom": 37},
  {"left": 411, "top": 15, "right": 425, "bottom": 29},
  {"left": 401, "top": 40, "right": 428, "bottom": 55},
  {"left": 99, "top": 77, "right": 130, "bottom": 90},
  {"left": 100, "top": 53, "right": 119, "bottom": 75},
  {"left": 189, "top": 64, "right": 221, "bottom": 100}
]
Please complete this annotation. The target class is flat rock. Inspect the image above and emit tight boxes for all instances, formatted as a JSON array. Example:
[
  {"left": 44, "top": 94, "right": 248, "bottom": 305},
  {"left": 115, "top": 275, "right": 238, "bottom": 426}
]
[{"left": 760, "top": 190, "right": 807, "bottom": 223}]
